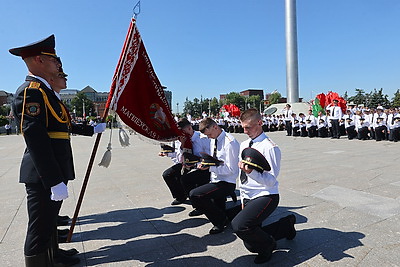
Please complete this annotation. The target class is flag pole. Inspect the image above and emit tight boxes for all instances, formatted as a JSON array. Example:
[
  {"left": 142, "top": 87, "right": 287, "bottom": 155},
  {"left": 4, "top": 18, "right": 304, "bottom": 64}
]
[{"left": 66, "top": 18, "right": 136, "bottom": 242}]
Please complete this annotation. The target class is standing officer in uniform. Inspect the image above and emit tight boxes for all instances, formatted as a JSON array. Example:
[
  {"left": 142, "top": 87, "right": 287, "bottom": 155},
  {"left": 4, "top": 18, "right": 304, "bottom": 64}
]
[
  {"left": 231, "top": 109, "right": 296, "bottom": 264},
  {"left": 282, "top": 104, "right": 293, "bottom": 136},
  {"left": 327, "top": 99, "right": 343, "bottom": 139},
  {"left": 10, "top": 35, "right": 105, "bottom": 266}
]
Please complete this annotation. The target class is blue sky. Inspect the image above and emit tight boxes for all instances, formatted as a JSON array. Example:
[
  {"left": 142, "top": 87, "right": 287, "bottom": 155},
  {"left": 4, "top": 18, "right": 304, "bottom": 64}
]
[{"left": 1, "top": 0, "right": 400, "bottom": 113}]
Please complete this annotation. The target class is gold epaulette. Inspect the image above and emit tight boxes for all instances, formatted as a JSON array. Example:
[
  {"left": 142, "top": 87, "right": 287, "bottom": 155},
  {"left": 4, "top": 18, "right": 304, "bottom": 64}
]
[{"left": 28, "top": 81, "right": 41, "bottom": 89}]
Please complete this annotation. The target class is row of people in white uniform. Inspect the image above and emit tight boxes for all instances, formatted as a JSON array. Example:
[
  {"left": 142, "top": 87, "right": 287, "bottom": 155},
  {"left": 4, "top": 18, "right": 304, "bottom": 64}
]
[{"left": 284, "top": 106, "right": 400, "bottom": 141}]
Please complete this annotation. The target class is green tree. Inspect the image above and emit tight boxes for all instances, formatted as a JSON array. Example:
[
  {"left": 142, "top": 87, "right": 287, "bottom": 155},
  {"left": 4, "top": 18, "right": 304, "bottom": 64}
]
[
  {"left": 183, "top": 97, "right": 193, "bottom": 116},
  {"left": 192, "top": 97, "right": 201, "bottom": 118},
  {"left": 392, "top": 89, "right": 400, "bottom": 107},
  {"left": 70, "top": 92, "right": 94, "bottom": 117},
  {"left": 0, "top": 104, "right": 11, "bottom": 116},
  {"left": 210, "top": 97, "right": 220, "bottom": 116},
  {"left": 367, "top": 88, "right": 390, "bottom": 108},
  {"left": 347, "top": 88, "right": 366, "bottom": 106},
  {"left": 0, "top": 115, "right": 8, "bottom": 126},
  {"left": 248, "top": 95, "right": 261, "bottom": 110},
  {"left": 267, "top": 91, "right": 281, "bottom": 106},
  {"left": 200, "top": 98, "right": 214, "bottom": 117},
  {"left": 343, "top": 91, "right": 348, "bottom": 101},
  {"left": 224, "top": 92, "right": 245, "bottom": 110}
]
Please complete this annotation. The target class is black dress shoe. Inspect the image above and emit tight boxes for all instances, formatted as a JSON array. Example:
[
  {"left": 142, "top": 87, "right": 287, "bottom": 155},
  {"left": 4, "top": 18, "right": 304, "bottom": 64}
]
[
  {"left": 58, "top": 234, "right": 68, "bottom": 243},
  {"left": 171, "top": 198, "right": 186, "bottom": 205},
  {"left": 58, "top": 248, "right": 79, "bottom": 256},
  {"left": 286, "top": 214, "right": 297, "bottom": 240},
  {"left": 254, "top": 238, "right": 276, "bottom": 264},
  {"left": 188, "top": 209, "right": 203, "bottom": 217},
  {"left": 54, "top": 252, "right": 80, "bottom": 267},
  {"left": 58, "top": 215, "right": 71, "bottom": 221},
  {"left": 209, "top": 218, "right": 229, "bottom": 234},
  {"left": 254, "top": 251, "right": 272, "bottom": 264},
  {"left": 57, "top": 216, "right": 70, "bottom": 227},
  {"left": 58, "top": 229, "right": 70, "bottom": 236}
]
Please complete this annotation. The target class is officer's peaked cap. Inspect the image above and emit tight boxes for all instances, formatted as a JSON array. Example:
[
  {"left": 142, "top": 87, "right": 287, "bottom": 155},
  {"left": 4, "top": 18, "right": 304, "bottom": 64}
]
[
  {"left": 9, "top": 34, "right": 57, "bottom": 59},
  {"left": 241, "top": 147, "right": 271, "bottom": 173}
]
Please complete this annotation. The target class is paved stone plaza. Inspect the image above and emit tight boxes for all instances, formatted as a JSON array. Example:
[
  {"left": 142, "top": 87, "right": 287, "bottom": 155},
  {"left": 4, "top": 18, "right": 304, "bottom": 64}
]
[{"left": 1, "top": 130, "right": 399, "bottom": 266}]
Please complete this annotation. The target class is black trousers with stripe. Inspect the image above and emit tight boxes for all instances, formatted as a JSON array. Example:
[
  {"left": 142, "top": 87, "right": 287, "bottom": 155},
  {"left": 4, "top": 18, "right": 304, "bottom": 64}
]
[
  {"left": 162, "top": 163, "right": 186, "bottom": 201},
  {"left": 189, "top": 181, "right": 236, "bottom": 226},
  {"left": 24, "top": 183, "right": 62, "bottom": 256},
  {"left": 231, "top": 195, "right": 279, "bottom": 254}
]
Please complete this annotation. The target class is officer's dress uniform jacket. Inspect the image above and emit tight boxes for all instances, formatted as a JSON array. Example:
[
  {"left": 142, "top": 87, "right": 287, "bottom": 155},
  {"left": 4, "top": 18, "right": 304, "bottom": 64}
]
[
  {"left": 13, "top": 76, "right": 94, "bottom": 187},
  {"left": 12, "top": 75, "right": 94, "bottom": 255}
]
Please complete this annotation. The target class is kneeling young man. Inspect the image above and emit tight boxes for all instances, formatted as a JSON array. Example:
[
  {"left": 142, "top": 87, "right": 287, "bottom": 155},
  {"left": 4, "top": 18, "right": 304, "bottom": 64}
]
[
  {"left": 231, "top": 109, "right": 296, "bottom": 264},
  {"left": 189, "top": 118, "right": 239, "bottom": 235}
]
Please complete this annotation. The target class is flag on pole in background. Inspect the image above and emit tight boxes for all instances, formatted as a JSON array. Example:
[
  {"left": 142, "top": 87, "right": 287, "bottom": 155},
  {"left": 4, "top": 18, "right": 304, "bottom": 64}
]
[{"left": 106, "top": 18, "right": 182, "bottom": 141}]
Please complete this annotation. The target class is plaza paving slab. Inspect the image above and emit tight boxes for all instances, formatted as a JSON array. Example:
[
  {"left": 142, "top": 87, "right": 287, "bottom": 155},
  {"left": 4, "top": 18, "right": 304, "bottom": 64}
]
[{"left": 1, "top": 130, "right": 399, "bottom": 266}]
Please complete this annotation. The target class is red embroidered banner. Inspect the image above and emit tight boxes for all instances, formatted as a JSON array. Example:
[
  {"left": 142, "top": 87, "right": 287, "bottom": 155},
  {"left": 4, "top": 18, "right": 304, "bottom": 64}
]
[{"left": 106, "top": 19, "right": 182, "bottom": 141}]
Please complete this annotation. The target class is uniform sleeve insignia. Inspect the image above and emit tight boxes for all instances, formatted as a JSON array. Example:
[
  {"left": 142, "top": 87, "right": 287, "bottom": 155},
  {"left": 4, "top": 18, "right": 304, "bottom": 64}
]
[
  {"left": 25, "top": 103, "right": 41, "bottom": 116},
  {"left": 28, "top": 81, "right": 41, "bottom": 89}
]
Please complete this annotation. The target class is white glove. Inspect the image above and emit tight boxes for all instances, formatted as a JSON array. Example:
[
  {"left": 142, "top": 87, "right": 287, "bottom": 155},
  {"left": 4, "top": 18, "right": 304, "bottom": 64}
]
[
  {"left": 94, "top": 123, "right": 107, "bottom": 134},
  {"left": 50, "top": 182, "right": 68, "bottom": 201}
]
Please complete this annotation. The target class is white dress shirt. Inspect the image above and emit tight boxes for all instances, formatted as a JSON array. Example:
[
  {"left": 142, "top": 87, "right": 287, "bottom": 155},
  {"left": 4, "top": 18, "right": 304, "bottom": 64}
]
[
  {"left": 209, "top": 130, "right": 239, "bottom": 184},
  {"left": 239, "top": 132, "right": 281, "bottom": 201}
]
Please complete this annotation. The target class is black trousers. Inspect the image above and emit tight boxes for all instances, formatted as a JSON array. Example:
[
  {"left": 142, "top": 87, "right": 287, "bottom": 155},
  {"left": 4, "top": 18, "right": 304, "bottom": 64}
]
[
  {"left": 162, "top": 163, "right": 186, "bottom": 201},
  {"left": 292, "top": 126, "right": 300, "bottom": 136},
  {"left": 331, "top": 119, "right": 340, "bottom": 138},
  {"left": 190, "top": 181, "right": 236, "bottom": 226},
  {"left": 285, "top": 121, "right": 292, "bottom": 136},
  {"left": 300, "top": 126, "right": 308, "bottom": 137},
  {"left": 375, "top": 125, "right": 387, "bottom": 141},
  {"left": 357, "top": 127, "right": 369, "bottom": 140},
  {"left": 307, "top": 126, "right": 317, "bottom": 138},
  {"left": 231, "top": 195, "right": 279, "bottom": 254},
  {"left": 181, "top": 169, "right": 210, "bottom": 197},
  {"left": 346, "top": 125, "right": 357, "bottom": 139},
  {"left": 318, "top": 127, "right": 328, "bottom": 137},
  {"left": 25, "top": 183, "right": 62, "bottom": 256},
  {"left": 370, "top": 127, "right": 376, "bottom": 139},
  {"left": 390, "top": 128, "right": 400, "bottom": 141}
]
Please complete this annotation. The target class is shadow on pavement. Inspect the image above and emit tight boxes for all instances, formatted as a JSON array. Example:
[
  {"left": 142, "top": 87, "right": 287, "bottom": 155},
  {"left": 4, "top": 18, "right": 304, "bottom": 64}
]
[{"left": 70, "top": 205, "right": 365, "bottom": 266}]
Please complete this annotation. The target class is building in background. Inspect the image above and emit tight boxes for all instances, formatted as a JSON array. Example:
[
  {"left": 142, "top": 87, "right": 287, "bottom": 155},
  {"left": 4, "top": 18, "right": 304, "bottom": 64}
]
[
  {"left": 0, "top": 90, "right": 12, "bottom": 105},
  {"left": 59, "top": 85, "right": 173, "bottom": 117},
  {"left": 60, "top": 86, "right": 108, "bottom": 117},
  {"left": 239, "top": 89, "right": 264, "bottom": 99}
]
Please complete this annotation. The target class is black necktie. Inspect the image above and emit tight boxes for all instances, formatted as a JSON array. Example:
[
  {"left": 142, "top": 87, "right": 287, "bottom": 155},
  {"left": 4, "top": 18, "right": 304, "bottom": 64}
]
[
  {"left": 240, "top": 140, "right": 253, "bottom": 184},
  {"left": 213, "top": 139, "right": 218, "bottom": 158}
]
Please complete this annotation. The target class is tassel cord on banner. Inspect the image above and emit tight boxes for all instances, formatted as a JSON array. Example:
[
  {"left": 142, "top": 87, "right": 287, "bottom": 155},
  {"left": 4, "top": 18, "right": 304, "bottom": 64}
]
[{"left": 98, "top": 118, "right": 114, "bottom": 168}]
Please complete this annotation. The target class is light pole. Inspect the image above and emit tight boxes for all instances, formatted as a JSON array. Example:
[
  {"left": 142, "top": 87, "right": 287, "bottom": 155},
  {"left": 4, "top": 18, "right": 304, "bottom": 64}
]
[{"left": 285, "top": 0, "right": 300, "bottom": 103}]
